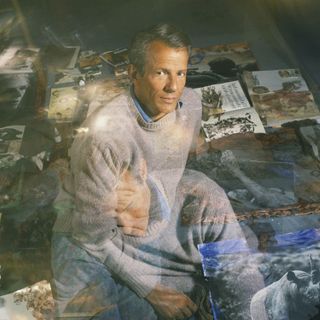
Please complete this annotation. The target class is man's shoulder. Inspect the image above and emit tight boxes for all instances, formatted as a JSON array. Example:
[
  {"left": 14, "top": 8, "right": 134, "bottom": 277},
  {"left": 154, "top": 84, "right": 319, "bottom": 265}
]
[
  {"left": 93, "top": 91, "right": 131, "bottom": 117},
  {"left": 83, "top": 91, "right": 134, "bottom": 132},
  {"left": 71, "top": 91, "right": 138, "bottom": 162},
  {"left": 70, "top": 124, "right": 136, "bottom": 171}
]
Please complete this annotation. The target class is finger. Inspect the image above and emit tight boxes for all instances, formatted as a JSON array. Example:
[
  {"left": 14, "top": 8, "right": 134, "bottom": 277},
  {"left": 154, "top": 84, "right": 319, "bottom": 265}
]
[
  {"left": 185, "top": 297, "right": 198, "bottom": 313},
  {"left": 117, "top": 209, "right": 149, "bottom": 220},
  {"left": 116, "top": 200, "right": 132, "bottom": 212},
  {"left": 180, "top": 305, "right": 194, "bottom": 319},
  {"left": 116, "top": 198, "right": 130, "bottom": 206},
  {"left": 116, "top": 183, "right": 138, "bottom": 193},
  {"left": 116, "top": 202, "right": 132, "bottom": 213},
  {"left": 173, "top": 308, "right": 191, "bottom": 319},
  {"left": 173, "top": 295, "right": 198, "bottom": 316},
  {"left": 118, "top": 206, "right": 149, "bottom": 219},
  {"left": 120, "top": 226, "right": 146, "bottom": 237},
  {"left": 167, "top": 296, "right": 197, "bottom": 319},
  {"left": 116, "top": 193, "right": 133, "bottom": 200},
  {"left": 117, "top": 175, "right": 141, "bottom": 189},
  {"left": 117, "top": 218, "right": 146, "bottom": 230},
  {"left": 171, "top": 308, "right": 185, "bottom": 320},
  {"left": 173, "top": 305, "right": 196, "bottom": 320},
  {"left": 116, "top": 200, "right": 129, "bottom": 207},
  {"left": 117, "top": 213, "right": 148, "bottom": 229},
  {"left": 116, "top": 194, "right": 135, "bottom": 206},
  {"left": 115, "top": 205, "right": 126, "bottom": 213},
  {"left": 116, "top": 189, "right": 135, "bottom": 197}
]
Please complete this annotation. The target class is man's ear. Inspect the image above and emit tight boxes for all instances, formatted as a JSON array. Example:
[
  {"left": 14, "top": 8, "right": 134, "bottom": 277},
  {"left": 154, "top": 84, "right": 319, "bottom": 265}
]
[{"left": 128, "top": 64, "right": 138, "bottom": 82}]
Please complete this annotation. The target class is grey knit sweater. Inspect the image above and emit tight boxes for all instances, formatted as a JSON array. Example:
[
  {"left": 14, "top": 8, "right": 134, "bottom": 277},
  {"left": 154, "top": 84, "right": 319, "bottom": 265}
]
[{"left": 53, "top": 87, "right": 239, "bottom": 298}]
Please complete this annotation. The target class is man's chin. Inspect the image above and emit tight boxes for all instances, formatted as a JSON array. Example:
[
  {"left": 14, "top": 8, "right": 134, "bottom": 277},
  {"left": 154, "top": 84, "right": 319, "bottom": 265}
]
[{"left": 159, "top": 102, "right": 178, "bottom": 113}]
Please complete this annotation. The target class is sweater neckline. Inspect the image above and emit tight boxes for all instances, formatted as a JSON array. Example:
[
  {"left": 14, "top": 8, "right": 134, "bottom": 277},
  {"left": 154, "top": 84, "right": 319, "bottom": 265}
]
[{"left": 126, "top": 94, "right": 177, "bottom": 131}]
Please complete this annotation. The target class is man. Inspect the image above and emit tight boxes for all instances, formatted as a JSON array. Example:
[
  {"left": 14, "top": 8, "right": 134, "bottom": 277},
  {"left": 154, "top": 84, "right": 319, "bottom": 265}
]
[{"left": 51, "top": 23, "right": 245, "bottom": 319}]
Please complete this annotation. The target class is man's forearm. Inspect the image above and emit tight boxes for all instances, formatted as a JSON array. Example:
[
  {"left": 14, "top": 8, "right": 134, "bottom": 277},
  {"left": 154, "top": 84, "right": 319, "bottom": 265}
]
[{"left": 101, "top": 236, "right": 162, "bottom": 297}]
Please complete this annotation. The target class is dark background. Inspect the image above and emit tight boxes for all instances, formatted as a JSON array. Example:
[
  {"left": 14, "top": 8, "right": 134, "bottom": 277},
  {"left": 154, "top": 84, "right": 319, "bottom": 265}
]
[
  {"left": 1, "top": 1, "right": 319, "bottom": 59},
  {"left": 1, "top": 0, "right": 320, "bottom": 93}
]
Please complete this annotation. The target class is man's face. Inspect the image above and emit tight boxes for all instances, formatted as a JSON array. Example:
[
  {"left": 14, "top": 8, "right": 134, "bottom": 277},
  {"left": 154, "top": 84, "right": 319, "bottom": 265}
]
[{"left": 131, "top": 41, "right": 189, "bottom": 121}]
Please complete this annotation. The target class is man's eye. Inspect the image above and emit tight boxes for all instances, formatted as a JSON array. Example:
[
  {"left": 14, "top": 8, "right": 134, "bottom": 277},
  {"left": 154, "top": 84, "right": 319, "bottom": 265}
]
[
  {"left": 177, "top": 72, "right": 186, "bottom": 77},
  {"left": 156, "top": 70, "right": 166, "bottom": 76}
]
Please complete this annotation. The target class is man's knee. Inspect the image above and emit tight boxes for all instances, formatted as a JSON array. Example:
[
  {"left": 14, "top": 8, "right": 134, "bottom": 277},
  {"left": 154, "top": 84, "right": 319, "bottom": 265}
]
[
  {"left": 180, "top": 169, "right": 227, "bottom": 201},
  {"left": 179, "top": 169, "right": 234, "bottom": 225},
  {"left": 57, "top": 282, "right": 120, "bottom": 319},
  {"left": 51, "top": 234, "right": 120, "bottom": 318}
]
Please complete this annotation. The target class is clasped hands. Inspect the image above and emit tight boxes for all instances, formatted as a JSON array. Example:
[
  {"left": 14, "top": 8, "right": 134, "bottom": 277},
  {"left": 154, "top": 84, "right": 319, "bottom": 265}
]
[
  {"left": 115, "top": 165, "right": 150, "bottom": 237},
  {"left": 115, "top": 166, "right": 198, "bottom": 319}
]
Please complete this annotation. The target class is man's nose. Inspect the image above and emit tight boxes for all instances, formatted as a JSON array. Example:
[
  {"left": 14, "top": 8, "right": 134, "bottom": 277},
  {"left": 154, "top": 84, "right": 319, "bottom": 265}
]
[{"left": 164, "top": 74, "right": 177, "bottom": 93}]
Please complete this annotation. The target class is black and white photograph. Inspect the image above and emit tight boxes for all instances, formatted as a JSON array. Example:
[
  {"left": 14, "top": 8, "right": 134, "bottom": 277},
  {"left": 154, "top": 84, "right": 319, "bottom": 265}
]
[
  {"left": 199, "top": 228, "right": 320, "bottom": 320},
  {"left": 0, "top": 47, "right": 39, "bottom": 74},
  {"left": 0, "top": 125, "right": 25, "bottom": 156},
  {"left": 195, "top": 81, "right": 265, "bottom": 140},
  {"left": 243, "top": 69, "right": 320, "bottom": 126},
  {"left": 186, "top": 42, "right": 258, "bottom": 88},
  {"left": 47, "top": 86, "right": 79, "bottom": 122},
  {"left": 0, "top": 73, "right": 30, "bottom": 123}
]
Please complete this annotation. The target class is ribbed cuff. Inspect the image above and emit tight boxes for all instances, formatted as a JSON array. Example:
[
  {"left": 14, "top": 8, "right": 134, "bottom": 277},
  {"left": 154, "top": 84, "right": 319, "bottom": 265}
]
[{"left": 124, "top": 273, "right": 159, "bottom": 298}]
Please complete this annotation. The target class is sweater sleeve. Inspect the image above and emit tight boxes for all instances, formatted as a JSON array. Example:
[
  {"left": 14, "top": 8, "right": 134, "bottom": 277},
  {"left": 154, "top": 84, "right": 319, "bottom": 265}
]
[
  {"left": 71, "top": 140, "right": 119, "bottom": 244},
  {"left": 70, "top": 139, "right": 161, "bottom": 297}
]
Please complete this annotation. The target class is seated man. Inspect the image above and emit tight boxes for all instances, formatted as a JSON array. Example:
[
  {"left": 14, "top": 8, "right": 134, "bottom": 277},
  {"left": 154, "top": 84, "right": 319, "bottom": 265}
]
[{"left": 51, "top": 23, "right": 249, "bottom": 320}]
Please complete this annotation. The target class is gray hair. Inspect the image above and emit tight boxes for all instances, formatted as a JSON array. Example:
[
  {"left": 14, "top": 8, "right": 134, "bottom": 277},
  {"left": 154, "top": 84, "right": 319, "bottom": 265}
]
[{"left": 129, "top": 23, "right": 191, "bottom": 74}]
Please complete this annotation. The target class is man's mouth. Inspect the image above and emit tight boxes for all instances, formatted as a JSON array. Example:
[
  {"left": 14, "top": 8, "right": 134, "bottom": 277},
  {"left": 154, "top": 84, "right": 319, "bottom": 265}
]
[{"left": 161, "top": 97, "right": 177, "bottom": 103}]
